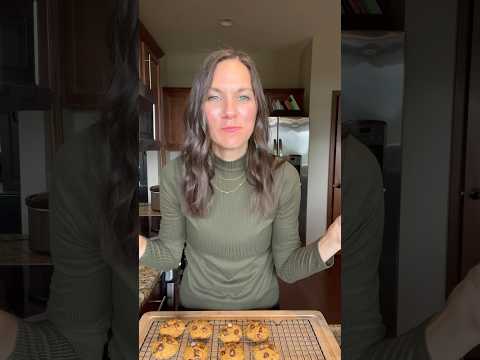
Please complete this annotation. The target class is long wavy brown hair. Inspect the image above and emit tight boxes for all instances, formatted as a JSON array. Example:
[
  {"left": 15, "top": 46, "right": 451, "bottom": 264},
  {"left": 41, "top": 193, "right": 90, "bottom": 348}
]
[{"left": 182, "top": 49, "right": 280, "bottom": 217}]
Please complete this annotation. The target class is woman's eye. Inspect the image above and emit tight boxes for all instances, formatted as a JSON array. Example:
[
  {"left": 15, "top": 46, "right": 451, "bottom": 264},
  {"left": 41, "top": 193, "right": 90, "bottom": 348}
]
[
  {"left": 207, "top": 95, "right": 220, "bottom": 101},
  {"left": 239, "top": 95, "right": 250, "bottom": 101}
]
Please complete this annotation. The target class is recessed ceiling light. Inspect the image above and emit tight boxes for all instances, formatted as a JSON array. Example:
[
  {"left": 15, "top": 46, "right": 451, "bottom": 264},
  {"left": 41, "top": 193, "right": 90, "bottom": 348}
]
[{"left": 219, "top": 18, "right": 233, "bottom": 27}]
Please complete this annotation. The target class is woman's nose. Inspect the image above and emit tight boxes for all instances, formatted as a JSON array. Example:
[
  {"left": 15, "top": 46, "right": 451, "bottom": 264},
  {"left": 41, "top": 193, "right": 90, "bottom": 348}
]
[{"left": 222, "top": 96, "right": 237, "bottom": 118}]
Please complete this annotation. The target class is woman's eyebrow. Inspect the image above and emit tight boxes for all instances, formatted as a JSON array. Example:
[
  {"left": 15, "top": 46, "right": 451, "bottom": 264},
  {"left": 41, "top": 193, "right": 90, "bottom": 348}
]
[{"left": 208, "top": 87, "right": 253, "bottom": 93}]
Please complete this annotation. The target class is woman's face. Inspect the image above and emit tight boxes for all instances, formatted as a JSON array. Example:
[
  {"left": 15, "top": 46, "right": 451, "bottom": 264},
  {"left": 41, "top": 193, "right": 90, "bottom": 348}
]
[{"left": 203, "top": 58, "right": 257, "bottom": 161}]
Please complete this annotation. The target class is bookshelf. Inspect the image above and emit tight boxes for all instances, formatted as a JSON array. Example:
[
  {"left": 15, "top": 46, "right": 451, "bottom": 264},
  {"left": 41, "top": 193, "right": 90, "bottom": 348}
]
[
  {"left": 341, "top": 0, "right": 404, "bottom": 31},
  {"left": 264, "top": 88, "right": 307, "bottom": 117}
]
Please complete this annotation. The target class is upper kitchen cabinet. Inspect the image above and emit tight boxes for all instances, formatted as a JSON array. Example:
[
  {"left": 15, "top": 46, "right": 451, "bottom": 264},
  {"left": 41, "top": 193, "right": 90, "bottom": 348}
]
[
  {"left": 62, "top": 0, "right": 115, "bottom": 109},
  {"left": 341, "top": 0, "right": 404, "bottom": 31},
  {"left": 138, "top": 22, "right": 164, "bottom": 150},
  {"left": 0, "top": 0, "right": 54, "bottom": 111},
  {"left": 162, "top": 87, "right": 189, "bottom": 151},
  {"left": 139, "top": 22, "right": 163, "bottom": 102},
  {"left": 264, "top": 88, "right": 306, "bottom": 117}
]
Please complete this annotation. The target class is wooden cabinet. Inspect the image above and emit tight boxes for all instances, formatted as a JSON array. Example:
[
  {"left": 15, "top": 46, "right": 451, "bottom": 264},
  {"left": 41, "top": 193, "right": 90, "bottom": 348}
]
[
  {"left": 138, "top": 22, "right": 163, "bottom": 150},
  {"left": 62, "top": 0, "right": 115, "bottom": 109},
  {"left": 162, "top": 87, "right": 189, "bottom": 151},
  {"left": 0, "top": 0, "right": 53, "bottom": 111},
  {"left": 341, "top": 0, "right": 404, "bottom": 31},
  {"left": 264, "top": 88, "right": 306, "bottom": 117}
]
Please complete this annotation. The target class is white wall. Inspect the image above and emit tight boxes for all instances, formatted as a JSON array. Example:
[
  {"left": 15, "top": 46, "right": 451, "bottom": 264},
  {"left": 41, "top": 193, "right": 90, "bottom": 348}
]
[
  {"left": 18, "top": 111, "right": 48, "bottom": 234},
  {"left": 397, "top": 0, "right": 458, "bottom": 333},
  {"left": 341, "top": 34, "right": 404, "bottom": 146},
  {"left": 160, "top": 46, "right": 305, "bottom": 88},
  {"left": 305, "top": 17, "right": 341, "bottom": 243}
]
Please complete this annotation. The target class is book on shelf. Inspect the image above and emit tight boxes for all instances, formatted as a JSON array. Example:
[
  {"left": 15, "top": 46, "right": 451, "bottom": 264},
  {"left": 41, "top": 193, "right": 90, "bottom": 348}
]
[
  {"left": 362, "top": 0, "right": 383, "bottom": 14},
  {"left": 342, "top": 0, "right": 383, "bottom": 15},
  {"left": 283, "top": 99, "right": 292, "bottom": 110},
  {"left": 288, "top": 95, "right": 300, "bottom": 111}
]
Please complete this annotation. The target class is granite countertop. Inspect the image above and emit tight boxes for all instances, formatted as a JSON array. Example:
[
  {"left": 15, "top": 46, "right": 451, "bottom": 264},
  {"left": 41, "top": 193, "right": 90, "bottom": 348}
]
[
  {"left": 139, "top": 265, "right": 162, "bottom": 309},
  {"left": 329, "top": 324, "right": 341, "bottom": 346},
  {"left": 0, "top": 234, "right": 51, "bottom": 265}
]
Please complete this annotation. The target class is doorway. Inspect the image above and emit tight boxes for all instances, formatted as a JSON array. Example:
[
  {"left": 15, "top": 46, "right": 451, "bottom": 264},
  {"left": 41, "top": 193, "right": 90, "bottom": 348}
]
[{"left": 447, "top": 0, "right": 480, "bottom": 358}]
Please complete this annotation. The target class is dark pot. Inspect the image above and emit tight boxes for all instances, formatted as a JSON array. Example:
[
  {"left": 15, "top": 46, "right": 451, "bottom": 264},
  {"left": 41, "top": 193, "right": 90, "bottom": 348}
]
[
  {"left": 150, "top": 185, "right": 160, "bottom": 212},
  {"left": 25, "top": 192, "right": 49, "bottom": 254}
]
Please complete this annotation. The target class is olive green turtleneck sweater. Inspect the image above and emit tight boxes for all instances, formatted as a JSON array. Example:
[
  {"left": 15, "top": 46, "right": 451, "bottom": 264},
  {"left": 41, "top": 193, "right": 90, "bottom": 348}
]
[{"left": 140, "top": 154, "right": 333, "bottom": 309}]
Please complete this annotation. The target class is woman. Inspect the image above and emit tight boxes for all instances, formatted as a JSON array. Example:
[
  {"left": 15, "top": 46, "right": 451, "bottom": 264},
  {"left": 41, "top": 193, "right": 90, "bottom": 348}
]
[
  {"left": 139, "top": 49, "right": 342, "bottom": 310},
  {"left": 0, "top": 0, "right": 139, "bottom": 358},
  {"left": 342, "top": 132, "right": 480, "bottom": 360}
]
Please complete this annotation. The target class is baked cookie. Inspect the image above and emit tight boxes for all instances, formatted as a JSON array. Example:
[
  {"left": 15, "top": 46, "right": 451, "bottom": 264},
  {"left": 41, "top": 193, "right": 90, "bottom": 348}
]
[
  {"left": 219, "top": 342, "right": 245, "bottom": 360},
  {"left": 188, "top": 320, "right": 213, "bottom": 340},
  {"left": 151, "top": 335, "right": 179, "bottom": 359},
  {"left": 218, "top": 322, "right": 242, "bottom": 343},
  {"left": 183, "top": 341, "right": 209, "bottom": 360},
  {"left": 159, "top": 319, "right": 186, "bottom": 338},
  {"left": 252, "top": 343, "right": 280, "bottom": 360},
  {"left": 245, "top": 321, "right": 270, "bottom": 343}
]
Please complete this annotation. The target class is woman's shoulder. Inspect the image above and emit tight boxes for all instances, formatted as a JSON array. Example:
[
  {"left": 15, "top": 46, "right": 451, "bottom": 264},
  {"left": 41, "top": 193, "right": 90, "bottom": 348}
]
[
  {"left": 161, "top": 154, "right": 185, "bottom": 183},
  {"left": 272, "top": 159, "right": 300, "bottom": 190}
]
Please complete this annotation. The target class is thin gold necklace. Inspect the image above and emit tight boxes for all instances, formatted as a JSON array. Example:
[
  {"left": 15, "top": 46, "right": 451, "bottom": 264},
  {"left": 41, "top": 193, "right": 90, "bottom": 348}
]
[{"left": 212, "top": 179, "right": 246, "bottom": 194}]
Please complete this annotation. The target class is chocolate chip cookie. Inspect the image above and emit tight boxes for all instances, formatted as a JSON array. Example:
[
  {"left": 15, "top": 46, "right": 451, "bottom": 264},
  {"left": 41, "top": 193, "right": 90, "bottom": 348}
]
[
  {"left": 188, "top": 320, "right": 213, "bottom": 340},
  {"left": 159, "top": 319, "right": 186, "bottom": 338},
  {"left": 151, "top": 335, "right": 179, "bottom": 359},
  {"left": 218, "top": 322, "right": 242, "bottom": 343},
  {"left": 245, "top": 321, "right": 270, "bottom": 343},
  {"left": 183, "top": 341, "right": 209, "bottom": 360},
  {"left": 252, "top": 343, "right": 280, "bottom": 360},
  {"left": 219, "top": 342, "right": 245, "bottom": 360}
]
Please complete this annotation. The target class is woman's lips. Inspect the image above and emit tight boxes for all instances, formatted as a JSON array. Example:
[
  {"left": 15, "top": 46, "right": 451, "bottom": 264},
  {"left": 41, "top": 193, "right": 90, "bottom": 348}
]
[{"left": 222, "top": 127, "right": 242, "bottom": 133}]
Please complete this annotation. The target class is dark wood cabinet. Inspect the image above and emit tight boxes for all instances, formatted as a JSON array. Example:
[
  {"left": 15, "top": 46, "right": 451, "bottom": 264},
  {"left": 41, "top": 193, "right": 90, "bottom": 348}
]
[
  {"left": 264, "top": 88, "right": 306, "bottom": 117},
  {"left": 138, "top": 22, "right": 163, "bottom": 151},
  {"left": 341, "top": 0, "right": 404, "bottom": 31},
  {"left": 162, "top": 87, "right": 189, "bottom": 151},
  {"left": 0, "top": 0, "right": 53, "bottom": 111},
  {"left": 61, "top": 0, "right": 114, "bottom": 109}
]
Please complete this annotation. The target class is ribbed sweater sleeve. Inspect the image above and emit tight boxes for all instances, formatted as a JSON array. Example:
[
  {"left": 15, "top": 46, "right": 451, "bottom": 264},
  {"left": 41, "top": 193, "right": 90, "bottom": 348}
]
[
  {"left": 140, "top": 159, "right": 185, "bottom": 272},
  {"left": 272, "top": 163, "right": 333, "bottom": 284},
  {"left": 8, "top": 320, "right": 78, "bottom": 360},
  {"left": 8, "top": 132, "right": 111, "bottom": 360},
  {"left": 342, "top": 135, "right": 431, "bottom": 360}
]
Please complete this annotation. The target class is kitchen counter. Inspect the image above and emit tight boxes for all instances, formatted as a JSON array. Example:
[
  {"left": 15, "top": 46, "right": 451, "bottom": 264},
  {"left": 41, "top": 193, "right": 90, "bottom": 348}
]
[
  {"left": 330, "top": 324, "right": 341, "bottom": 346},
  {"left": 139, "top": 265, "right": 162, "bottom": 309},
  {"left": 0, "top": 234, "right": 51, "bottom": 265},
  {"left": 139, "top": 203, "right": 161, "bottom": 217}
]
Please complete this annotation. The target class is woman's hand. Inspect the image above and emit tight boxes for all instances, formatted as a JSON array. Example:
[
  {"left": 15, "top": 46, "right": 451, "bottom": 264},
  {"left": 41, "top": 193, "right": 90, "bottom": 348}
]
[
  {"left": 0, "top": 310, "right": 18, "bottom": 360},
  {"left": 318, "top": 215, "right": 341, "bottom": 263},
  {"left": 426, "top": 262, "right": 480, "bottom": 359},
  {"left": 139, "top": 235, "right": 147, "bottom": 259}
]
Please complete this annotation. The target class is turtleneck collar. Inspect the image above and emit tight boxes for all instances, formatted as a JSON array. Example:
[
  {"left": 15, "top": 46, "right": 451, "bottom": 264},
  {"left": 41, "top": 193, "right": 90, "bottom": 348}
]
[{"left": 213, "top": 153, "right": 247, "bottom": 175}]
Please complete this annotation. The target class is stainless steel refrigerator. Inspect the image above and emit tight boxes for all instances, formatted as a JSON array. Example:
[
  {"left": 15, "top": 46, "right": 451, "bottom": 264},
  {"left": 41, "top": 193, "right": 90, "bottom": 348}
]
[{"left": 268, "top": 116, "right": 310, "bottom": 242}]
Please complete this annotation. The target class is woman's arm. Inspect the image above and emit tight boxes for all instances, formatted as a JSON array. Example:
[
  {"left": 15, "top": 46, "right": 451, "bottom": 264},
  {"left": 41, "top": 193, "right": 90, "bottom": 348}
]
[
  {"left": 3, "top": 141, "right": 111, "bottom": 360},
  {"left": 271, "top": 163, "right": 336, "bottom": 284},
  {"left": 139, "top": 159, "right": 186, "bottom": 272},
  {"left": 0, "top": 311, "right": 17, "bottom": 360}
]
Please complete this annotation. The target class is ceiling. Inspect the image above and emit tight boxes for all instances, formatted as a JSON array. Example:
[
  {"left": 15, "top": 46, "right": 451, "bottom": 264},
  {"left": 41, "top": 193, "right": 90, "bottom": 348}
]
[{"left": 139, "top": 0, "right": 337, "bottom": 54}]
